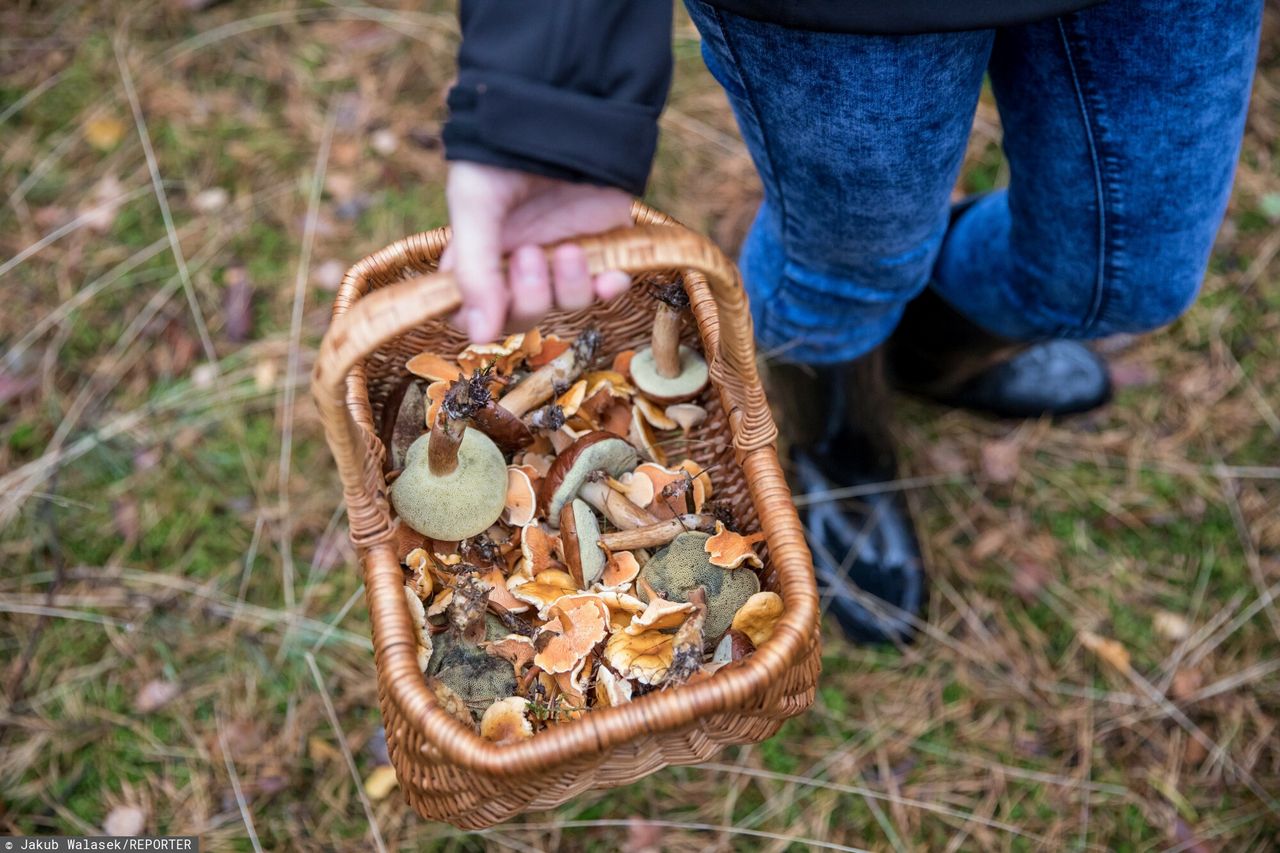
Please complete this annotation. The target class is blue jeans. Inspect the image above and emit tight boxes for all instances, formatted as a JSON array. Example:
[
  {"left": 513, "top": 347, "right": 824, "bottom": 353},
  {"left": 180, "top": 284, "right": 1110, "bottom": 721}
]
[{"left": 685, "top": 0, "right": 1263, "bottom": 364}]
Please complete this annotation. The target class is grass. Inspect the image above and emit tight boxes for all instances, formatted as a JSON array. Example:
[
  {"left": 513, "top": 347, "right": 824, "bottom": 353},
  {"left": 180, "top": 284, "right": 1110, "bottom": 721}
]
[{"left": 2, "top": 1, "right": 1279, "bottom": 850}]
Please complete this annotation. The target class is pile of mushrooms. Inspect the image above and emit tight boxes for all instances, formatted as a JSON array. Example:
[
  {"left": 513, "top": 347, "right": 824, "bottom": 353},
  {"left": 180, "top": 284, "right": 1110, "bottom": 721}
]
[{"left": 380, "top": 288, "right": 784, "bottom": 743}]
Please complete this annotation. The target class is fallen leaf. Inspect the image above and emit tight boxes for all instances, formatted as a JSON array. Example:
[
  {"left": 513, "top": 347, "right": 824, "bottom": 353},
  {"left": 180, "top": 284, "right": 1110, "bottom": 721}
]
[
  {"left": 1109, "top": 359, "right": 1157, "bottom": 389},
  {"left": 1011, "top": 559, "right": 1052, "bottom": 603},
  {"left": 134, "top": 679, "right": 180, "bottom": 713},
  {"left": 223, "top": 265, "right": 253, "bottom": 343},
  {"left": 85, "top": 116, "right": 125, "bottom": 151},
  {"left": 370, "top": 128, "right": 398, "bottom": 156},
  {"left": 1079, "top": 630, "right": 1131, "bottom": 674},
  {"left": 308, "top": 735, "right": 341, "bottom": 763},
  {"left": 1153, "top": 611, "right": 1191, "bottom": 642},
  {"left": 1170, "top": 667, "right": 1204, "bottom": 702},
  {"left": 193, "top": 187, "right": 229, "bottom": 213},
  {"left": 969, "top": 528, "right": 1006, "bottom": 561},
  {"left": 79, "top": 174, "right": 126, "bottom": 233},
  {"left": 103, "top": 805, "right": 146, "bottom": 837},
  {"left": 363, "top": 765, "right": 399, "bottom": 801},
  {"left": 980, "top": 439, "right": 1021, "bottom": 485}
]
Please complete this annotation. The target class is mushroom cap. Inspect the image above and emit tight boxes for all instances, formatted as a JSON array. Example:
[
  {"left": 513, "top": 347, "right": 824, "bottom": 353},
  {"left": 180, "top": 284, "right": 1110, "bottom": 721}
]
[
  {"left": 390, "top": 429, "right": 508, "bottom": 540},
  {"left": 428, "top": 625, "right": 519, "bottom": 719},
  {"left": 479, "top": 696, "right": 534, "bottom": 743},
  {"left": 539, "top": 431, "right": 639, "bottom": 525},
  {"left": 637, "top": 532, "right": 760, "bottom": 640},
  {"left": 630, "top": 345, "right": 709, "bottom": 403},
  {"left": 730, "top": 591, "right": 784, "bottom": 647},
  {"left": 560, "top": 499, "right": 606, "bottom": 587}
]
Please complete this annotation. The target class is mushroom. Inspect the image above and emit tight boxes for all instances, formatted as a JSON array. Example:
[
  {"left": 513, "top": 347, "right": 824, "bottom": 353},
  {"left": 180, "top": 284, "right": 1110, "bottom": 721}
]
[
  {"left": 560, "top": 499, "right": 606, "bottom": 587},
  {"left": 533, "top": 597, "right": 609, "bottom": 675},
  {"left": 637, "top": 532, "right": 760, "bottom": 641},
  {"left": 712, "top": 628, "right": 755, "bottom": 665},
  {"left": 603, "top": 625, "right": 675, "bottom": 686},
  {"left": 663, "top": 587, "right": 708, "bottom": 687},
  {"left": 428, "top": 633, "right": 519, "bottom": 719},
  {"left": 596, "top": 515, "right": 717, "bottom": 551},
  {"left": 480, "top": 696, "right": 534, "bottom": 743},
  {"left": 404, "top": 586, "right": 433, "bottom": 672},
  {"left": 633, "top": 395, "right": 678, "bottom": 431},
  {"left": 405, "top": 547, "right": 434, "bottom": 599},
  {"left": 508, "top": 569, "right": 579, "bottom": 617},
  {"left": 503, "top": 467, "right": 537, "bottom": 527},
  {"left": 578, "top": 474, "right": 661, "bottom": 531},
  {"left": 665, "top": 403, "right": 707, "bottom": 433},
  {"left": 730, "top": 591, "right": 784, "bottom": 647},
  {"left": 425, "top": 677, "right": 475, "bottom": 727},
  {"left": 388, "top": 380, "right": 427, "bottom": 468},
  {"left": 626, "top": 579, "right": 697, "bottom": 633},
  {"left": 539, "top": 431, "right": 640, "bottom": 525},
  {"left": 599, "top": 550, "right": 642, "bottom": 589},
  {"left": 390, "top": 374, "right": 508, "bottom": 540},
  {"left": 705, "top": 521, "right": 765, "bottom": 569},
  {"left": 629, "top": 283, "right": 709, "bottom": 404},
  {"left": 628, "top": 404, "right": 667, "bottom": 465},
  {"left": 594, "top": 665, "right": 633, "bottom": 707},
  {"left": 406, "top": 351, "right": 462, "bottom": 383},
  {"left": 482, "top": 634, "right": 537, "bottom": 676},
  {"left": 498, "top": 328, "right": 601, "bottom": 417}
]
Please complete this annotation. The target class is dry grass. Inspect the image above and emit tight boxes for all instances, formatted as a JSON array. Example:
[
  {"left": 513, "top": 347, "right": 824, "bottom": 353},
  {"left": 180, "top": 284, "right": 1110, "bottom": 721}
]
[{"left": 1, "top": 1, "right": 1278, "bottom": 850}]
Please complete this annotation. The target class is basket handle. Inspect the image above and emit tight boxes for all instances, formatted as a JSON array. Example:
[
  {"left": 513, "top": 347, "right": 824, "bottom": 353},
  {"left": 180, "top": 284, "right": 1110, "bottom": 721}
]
[{"left": 311, "top": 223, "right": 774, "bottom": 544}]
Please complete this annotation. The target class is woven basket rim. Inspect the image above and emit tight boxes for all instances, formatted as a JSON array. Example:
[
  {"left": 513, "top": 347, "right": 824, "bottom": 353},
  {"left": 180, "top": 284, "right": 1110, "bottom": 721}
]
[{"left": 312, "top": 205, "right": 819, "bottom": 777}]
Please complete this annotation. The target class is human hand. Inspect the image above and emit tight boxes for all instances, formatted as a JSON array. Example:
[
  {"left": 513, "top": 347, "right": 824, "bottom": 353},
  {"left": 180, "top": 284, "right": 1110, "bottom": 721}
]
[{"left": 442, "top": 161, "right": 635, "bottom": 344}]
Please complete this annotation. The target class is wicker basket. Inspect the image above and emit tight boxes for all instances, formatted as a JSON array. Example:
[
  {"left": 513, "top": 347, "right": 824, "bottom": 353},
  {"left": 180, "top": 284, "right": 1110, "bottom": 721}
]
[{"left": 311, "top": 202, "right": 821, "bottom": 828}]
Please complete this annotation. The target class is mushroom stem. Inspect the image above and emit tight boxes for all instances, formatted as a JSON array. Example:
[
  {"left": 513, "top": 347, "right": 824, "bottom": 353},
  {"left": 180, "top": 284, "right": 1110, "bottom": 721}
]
[
  {"left": 471, "top": 400, "right": 533, "bottom": 451},
  {"left": 499, "top": 328, "right": 600, "bottom": 417},
  {"left": 652, "top": 303, "right": 683, "bottom": 379},
  {"left": 579, "top": 476, "right": 661, "bottom": 530},
  {"left": 596, "top": 515, "right": 716, "bottom": 551},
  {"left": 427, "top": 414, "right": 465, "bottom": 476}
]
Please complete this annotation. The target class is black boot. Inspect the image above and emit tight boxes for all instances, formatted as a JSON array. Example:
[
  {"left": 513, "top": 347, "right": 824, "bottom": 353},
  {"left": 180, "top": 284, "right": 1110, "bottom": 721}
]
[
  {"left": 887, "top": 201, "right": 1112, "bottom": 418},
  {"left": 887, "top": 288, "right": 1111, "bottom": 417},
  {"left": 769, "top": 350, "right": 925, "bottom": 644}
]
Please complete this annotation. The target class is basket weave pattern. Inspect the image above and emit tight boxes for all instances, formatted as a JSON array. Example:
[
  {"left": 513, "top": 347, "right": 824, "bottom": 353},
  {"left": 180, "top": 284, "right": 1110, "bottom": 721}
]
[{"left": 312, "top": 204, "right": 820, "bottom": 828}]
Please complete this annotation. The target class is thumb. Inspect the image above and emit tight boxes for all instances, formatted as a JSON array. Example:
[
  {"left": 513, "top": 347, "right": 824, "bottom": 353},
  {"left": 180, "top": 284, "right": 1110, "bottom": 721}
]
[{"left": 446, "top": 183, "right": 509, "bottom": 344}]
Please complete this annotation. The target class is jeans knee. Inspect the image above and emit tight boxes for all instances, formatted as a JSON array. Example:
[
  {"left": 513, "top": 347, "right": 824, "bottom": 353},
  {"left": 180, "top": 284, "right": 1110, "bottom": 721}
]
[{"left": 1091, "top": 257, "right": 1206, "bottom": 337}]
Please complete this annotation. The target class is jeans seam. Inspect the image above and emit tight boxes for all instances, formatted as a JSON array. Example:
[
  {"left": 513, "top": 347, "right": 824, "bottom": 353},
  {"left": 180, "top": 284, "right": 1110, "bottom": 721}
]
[{"left": 1055, "top": 17, "right": 1111, "bottom": 335}]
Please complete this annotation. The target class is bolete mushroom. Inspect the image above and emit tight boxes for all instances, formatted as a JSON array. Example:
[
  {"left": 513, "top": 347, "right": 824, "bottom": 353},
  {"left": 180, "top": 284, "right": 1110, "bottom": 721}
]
[
  {"left": 637, "top": 531, "right": 760, "bottom": 641},
  {"left": 560, "top": 499, "right": 606, "bottom": 587},
  {"left": 390, "top": 374, "right": 508, "bottom": 540},
  {"left": 540, "top": 431, "right": 640, "bottom": 525},
  {"left": 730, "top": 591, "right": 784, "bottom": 646},
  {"left": 629, "top": 283, "right": 708, "bottom": 404},
  {"left": 427, "top": 614, "right": 518, "bottom": 718}
]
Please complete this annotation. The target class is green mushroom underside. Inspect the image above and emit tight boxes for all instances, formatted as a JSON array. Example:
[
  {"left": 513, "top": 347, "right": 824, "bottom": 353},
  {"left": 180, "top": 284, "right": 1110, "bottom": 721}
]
[
  {"left": 631, "top": 346, "right": 708, "bottom": 398},
  {"left": 427, "top": 616, "right": 517, "bottom": 718},
  {"left": 390, "top": 429, "right": 507, "bottom": 540},
  {"left": 638, "top": 531, "right": 760, "bottom": 640}
]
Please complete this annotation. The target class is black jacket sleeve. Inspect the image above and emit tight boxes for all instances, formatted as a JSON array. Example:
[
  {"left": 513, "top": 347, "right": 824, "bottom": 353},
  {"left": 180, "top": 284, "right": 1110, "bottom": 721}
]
[{"left": 443, "top": 1, "right": 673, "bottom": 197}]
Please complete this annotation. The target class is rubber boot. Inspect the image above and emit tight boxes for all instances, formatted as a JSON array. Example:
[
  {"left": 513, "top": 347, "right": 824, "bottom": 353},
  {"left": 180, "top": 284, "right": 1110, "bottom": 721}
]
[{"left": 769, "top": 349, "right": 925, "bottom": 644}]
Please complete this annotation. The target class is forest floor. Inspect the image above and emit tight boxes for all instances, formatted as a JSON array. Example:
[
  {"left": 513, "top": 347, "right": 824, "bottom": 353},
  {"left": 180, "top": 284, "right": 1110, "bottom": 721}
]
[{"left": 1, "top": 1, "right": 1278, "bottom": 850}]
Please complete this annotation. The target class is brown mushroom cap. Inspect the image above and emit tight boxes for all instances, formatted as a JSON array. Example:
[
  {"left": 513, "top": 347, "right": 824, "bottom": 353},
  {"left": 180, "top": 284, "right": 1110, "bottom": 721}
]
[
  {"left": 630, "top": 345, "right": 709, "bottom": 403},
  {"left": 637, "top": 531, "right": 760, "bottom": 640},
  {"left": 559, "top": 499, "right": 606, "bottom": 587},
  {"left": 539, "top": 431, "right": 639, "bottom": 525},
  {"left": 390, "top": 429, "right": 507, "bottom": 540},
  {"left": 479, "top": 696, "right": 534, "bottom": 743}
]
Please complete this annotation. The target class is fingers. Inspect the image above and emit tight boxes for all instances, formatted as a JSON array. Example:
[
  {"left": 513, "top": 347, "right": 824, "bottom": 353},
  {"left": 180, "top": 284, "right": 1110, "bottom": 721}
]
[
  {"left": 446, "top": 171, "right": 511, "bottom": 343},
  {"left": 594, "top": 269, "right": 632, "bottom": 301},
  {"left": 551, "top": 244, "right": 594, "bottom": 313},
  {"left": 506, "top": 245, "right": 552, "bottom": 331}
]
